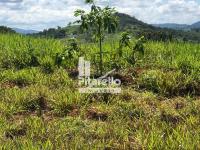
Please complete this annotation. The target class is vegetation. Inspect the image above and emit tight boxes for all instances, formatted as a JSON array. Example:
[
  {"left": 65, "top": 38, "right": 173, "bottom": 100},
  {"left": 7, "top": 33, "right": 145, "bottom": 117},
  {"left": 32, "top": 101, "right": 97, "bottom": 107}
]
[
  {"left": 0, "top": 26, "right": 16, "bottom": 34},
  {"left": 30, "top": 13, "right": 200, "bottom": 42},
  {"left": 0, "top": 0, "right": 200, "bottom": 149},
  {"left": 118, "top": 32, "right": 145, "bottom": 65},
  {"left": 74, "top": 0, "right": 118, "bottom": 75},
  {"left": 0, "top": 32, "right": 200, "bottom": 149},
  {"left": 30, "top": 25, "right": 80, "bottom": 39}
]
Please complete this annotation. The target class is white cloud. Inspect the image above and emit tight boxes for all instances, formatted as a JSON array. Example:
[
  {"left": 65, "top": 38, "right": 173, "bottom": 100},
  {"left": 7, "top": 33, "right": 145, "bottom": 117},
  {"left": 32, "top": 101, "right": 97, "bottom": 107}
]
[{"left": 0, "top": 0, "right": 200, "bottom": 30}]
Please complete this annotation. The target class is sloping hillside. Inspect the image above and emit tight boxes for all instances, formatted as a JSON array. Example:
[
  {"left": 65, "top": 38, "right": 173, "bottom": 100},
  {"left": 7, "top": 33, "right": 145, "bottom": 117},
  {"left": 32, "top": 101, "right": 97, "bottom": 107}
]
[
  {"left": 153, "top": 21, "right": 200, "bottom": 30},
  {"left": 116, "top": 13, "right": 200, "bottom": 42},
  {"left": 152, "top": 23, "right": 189, "bottom": 30},
  {"left": 116, "top": 13, "right": 155, "bottom": 30},
  {"left": 29, "top": 13, "right": 200, "bottom": 42},
  {"left": 13, "top": 28, "right": 39, "bottom": 34},
  {"left": 191, "top": 21, "right": 200, "bottom": 29}
]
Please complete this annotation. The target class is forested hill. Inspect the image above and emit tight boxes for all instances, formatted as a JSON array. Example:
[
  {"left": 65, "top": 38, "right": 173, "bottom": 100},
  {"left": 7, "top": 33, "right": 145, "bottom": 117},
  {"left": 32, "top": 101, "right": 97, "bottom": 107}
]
[
  {"left": 116, "top": 13, "right": 200, "bottom": 42},
  {"left": 0, "top": 26, "right": 16, "bottom": 34},
  {"left": 116, "top": 13, "right": 156, "bottom": 30},
  {"left": 29, "top": 13, "right": 200, "bottom": 42}
]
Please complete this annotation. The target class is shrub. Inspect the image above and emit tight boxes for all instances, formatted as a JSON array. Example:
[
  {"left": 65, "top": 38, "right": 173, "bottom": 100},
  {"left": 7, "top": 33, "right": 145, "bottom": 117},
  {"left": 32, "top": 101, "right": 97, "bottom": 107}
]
[
  {"left": 47, "top": 68, "right": 73, "bottom": 88},
  {"left": 177, "top": 59, "right": 194, "bottom": 75},
  {"left": 138, "top": 70, "right": 199, "bottom": 96},
  {"left": 138, "top": 70, "right": 161, "bottom": 93},
  {"left": 39, "top": 56, "right": 55, "bottom": 73},
  {"left": 0, "top": 69, "right": 36, "bottom": 87}
]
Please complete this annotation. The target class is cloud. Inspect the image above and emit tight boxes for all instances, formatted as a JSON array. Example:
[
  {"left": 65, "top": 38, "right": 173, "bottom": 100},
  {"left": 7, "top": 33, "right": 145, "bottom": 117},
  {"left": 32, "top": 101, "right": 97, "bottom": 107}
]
[
  {"left": 0, "top": 0, "right": 200, "bottom": 30},
  {"left": 111, "top": 0, "right": 200, "bottom": 24},
  {"left": 0, "top": 0, "right": 22, "bottom": 3}
]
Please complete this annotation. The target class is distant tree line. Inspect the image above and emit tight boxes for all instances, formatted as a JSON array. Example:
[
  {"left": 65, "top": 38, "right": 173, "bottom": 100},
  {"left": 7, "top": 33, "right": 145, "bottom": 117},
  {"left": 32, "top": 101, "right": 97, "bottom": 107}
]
[
  {"left": 30, "top": 26, "right": 80, "bottom": 39},
  {"left": 0, "top": 26, "right": 16, "bottom": 34},
  {"left": 31, "top": 26, "right": 67, "bottom": 38},
  {"left": 136, "top": 30, "right": 173, "bottom": 41}
]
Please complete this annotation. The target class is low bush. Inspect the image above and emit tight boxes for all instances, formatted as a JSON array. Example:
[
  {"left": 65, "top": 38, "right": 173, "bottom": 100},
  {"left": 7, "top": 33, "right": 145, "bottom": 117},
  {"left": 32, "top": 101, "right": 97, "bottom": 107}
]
[{"left": 137, "top": 70, "right": 200, "bottom": 96}]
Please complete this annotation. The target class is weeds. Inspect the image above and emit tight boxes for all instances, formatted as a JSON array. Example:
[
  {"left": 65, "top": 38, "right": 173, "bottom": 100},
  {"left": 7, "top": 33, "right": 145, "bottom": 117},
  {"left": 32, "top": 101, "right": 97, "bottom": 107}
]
[{"left": 0, "top": 34, "right": 200, "bottom": 149}]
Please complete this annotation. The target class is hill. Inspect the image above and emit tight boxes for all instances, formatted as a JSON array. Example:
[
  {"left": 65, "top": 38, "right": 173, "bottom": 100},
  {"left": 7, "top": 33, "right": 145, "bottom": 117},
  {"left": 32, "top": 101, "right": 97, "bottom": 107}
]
[
  {"left": 116, "top": 13, "right": 155, "bottom": 30},
  {"left": 30, "top": 25, "right": 79, "bottom": 38},
  {"left": 191, "top": 21, "right": 200, "bottom": 29},
  {"left": 13, "top": 28, "right": 39, "bottom": 34},
  {"left": 152, "top": 23, "right": 189, "bottom": 30},
  {"left": 0, "top": 26, "right": 16, "bottom": 34},
  {"left": 153, "top": 21, "right": 200, "bottom": 30},
  {"left": 30, "top": 13, "right": 200, "bottom": 42},
  {"left": 29, "top": 13, "right": 170, "bottom": 40},
  {"left": 116, "top": 13, "right": 200, "bottom": 42}
]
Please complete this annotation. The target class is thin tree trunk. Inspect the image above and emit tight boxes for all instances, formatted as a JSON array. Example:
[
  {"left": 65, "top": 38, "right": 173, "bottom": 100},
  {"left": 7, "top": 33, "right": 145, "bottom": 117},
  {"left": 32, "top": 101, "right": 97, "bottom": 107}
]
[{"left": 99, "top": 25, "right": 103, "bottom": 75}]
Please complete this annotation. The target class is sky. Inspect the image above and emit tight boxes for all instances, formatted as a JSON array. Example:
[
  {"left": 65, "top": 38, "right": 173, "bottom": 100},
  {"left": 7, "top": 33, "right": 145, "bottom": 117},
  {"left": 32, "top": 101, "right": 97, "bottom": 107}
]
[{"left": 0, "top": 0, "right": 200, "bottom": 31}]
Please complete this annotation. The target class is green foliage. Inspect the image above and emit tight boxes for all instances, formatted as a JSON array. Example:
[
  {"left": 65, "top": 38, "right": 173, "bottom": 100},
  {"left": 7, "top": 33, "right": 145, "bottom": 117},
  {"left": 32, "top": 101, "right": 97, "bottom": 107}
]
[
  {"left": 118, "top": 32, "right": 131, "bottom": 57},
  {"left": 40, "top": 56, "right": 55, "bottom": 73},
  {"left": 32, "top": 27, "right": 67, "bottom": 38},
  {"left": 74, "top": 2, "right": 118, "bottom": 75},
  {"left": 118, "top": 33, "right": 145, "bottom": 65},
  {"left": 0, "top": 33, "right": 200, "bottom": 149},
  {"left": 21, "top": 94, "right": 48, "bottom": 112},
  {"left": 133, "top": 36, "right": 145, "bottom": 55},
  {"left": 0, "top": 68, "right": 46, "bottom": 88},
  {"left": 0, "top": 26, "right": 16, "bottom": 34},
  {"left": 0, "top": 34, "right": 64, "bottom": 69},
  {"left": 67, "top": 38, "right": 80, "bottom": 56},
  {"left": 31, "top": 25, "right": 80, "bottom": 39},
  {"left": 55, "top": 38, "right": 80, "bottom": 68},
  {"left": 85, "top": 0, "right": 94, "bottom": 4},
  {"left": 138, "top": 70, "right": 199, "bottom": 96},
  {"left": 177, "top": 59, "right": 194, "bottom": 75}
]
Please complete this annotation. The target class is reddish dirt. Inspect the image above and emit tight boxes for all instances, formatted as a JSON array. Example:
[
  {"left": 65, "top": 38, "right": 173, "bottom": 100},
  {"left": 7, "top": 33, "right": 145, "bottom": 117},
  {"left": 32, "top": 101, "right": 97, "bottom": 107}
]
[
  {"left": 67, "top": 69, "right": 79, "bottom": 79},
  {"left": 121, "top": 93, "right": 133, "bottom": 101},
  {"left": 11, "top": 111, "right": 37, "bottom": 121},
  {"left": 37, "top": 96, "right": 49, "bottom": 111},
  {"left": 112, "top": 73, "right": 134, "bottom": 86},
  {"left": 0, "top": 82, "right": 17, "bottom": 89},
  {"left": 174, "top": 102, "right": 185, "bottom": 110},
  {"left": 5, "top": 126, "right": 27, "bottom": 139},
  {"left": 12, "top": 111, "right": 56, "bottom": 122},
  {"left": 134, "top": 67, "right": 146, "bottom": 75},
  {"left": 68, "top": 107, "right": 80, "bottom": 117},
  {"left": 86, "top": 107, "right": 108, "bottom": 121},
  {"left": 161, "top": 112, "right": 182, "bottom": 125},
  {"left": 0, "top": 81, "right": 28, "bottom": 89},
  {"left": 11, "top": 104, "right": 80, "bottom": 122}
]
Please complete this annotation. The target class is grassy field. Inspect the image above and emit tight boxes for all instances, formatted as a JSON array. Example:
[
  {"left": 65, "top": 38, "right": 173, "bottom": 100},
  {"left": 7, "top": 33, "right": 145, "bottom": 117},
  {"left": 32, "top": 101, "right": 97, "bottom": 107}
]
[{"left": 0, "top": 34, "right": 200, "bottom": 149}]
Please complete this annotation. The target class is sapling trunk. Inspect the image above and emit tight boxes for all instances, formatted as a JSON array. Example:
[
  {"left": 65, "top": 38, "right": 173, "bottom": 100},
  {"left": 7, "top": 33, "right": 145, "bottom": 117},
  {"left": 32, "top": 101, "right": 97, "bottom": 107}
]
[{"left": 99, "top": 25, "right": 103, "bottom": 75}]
